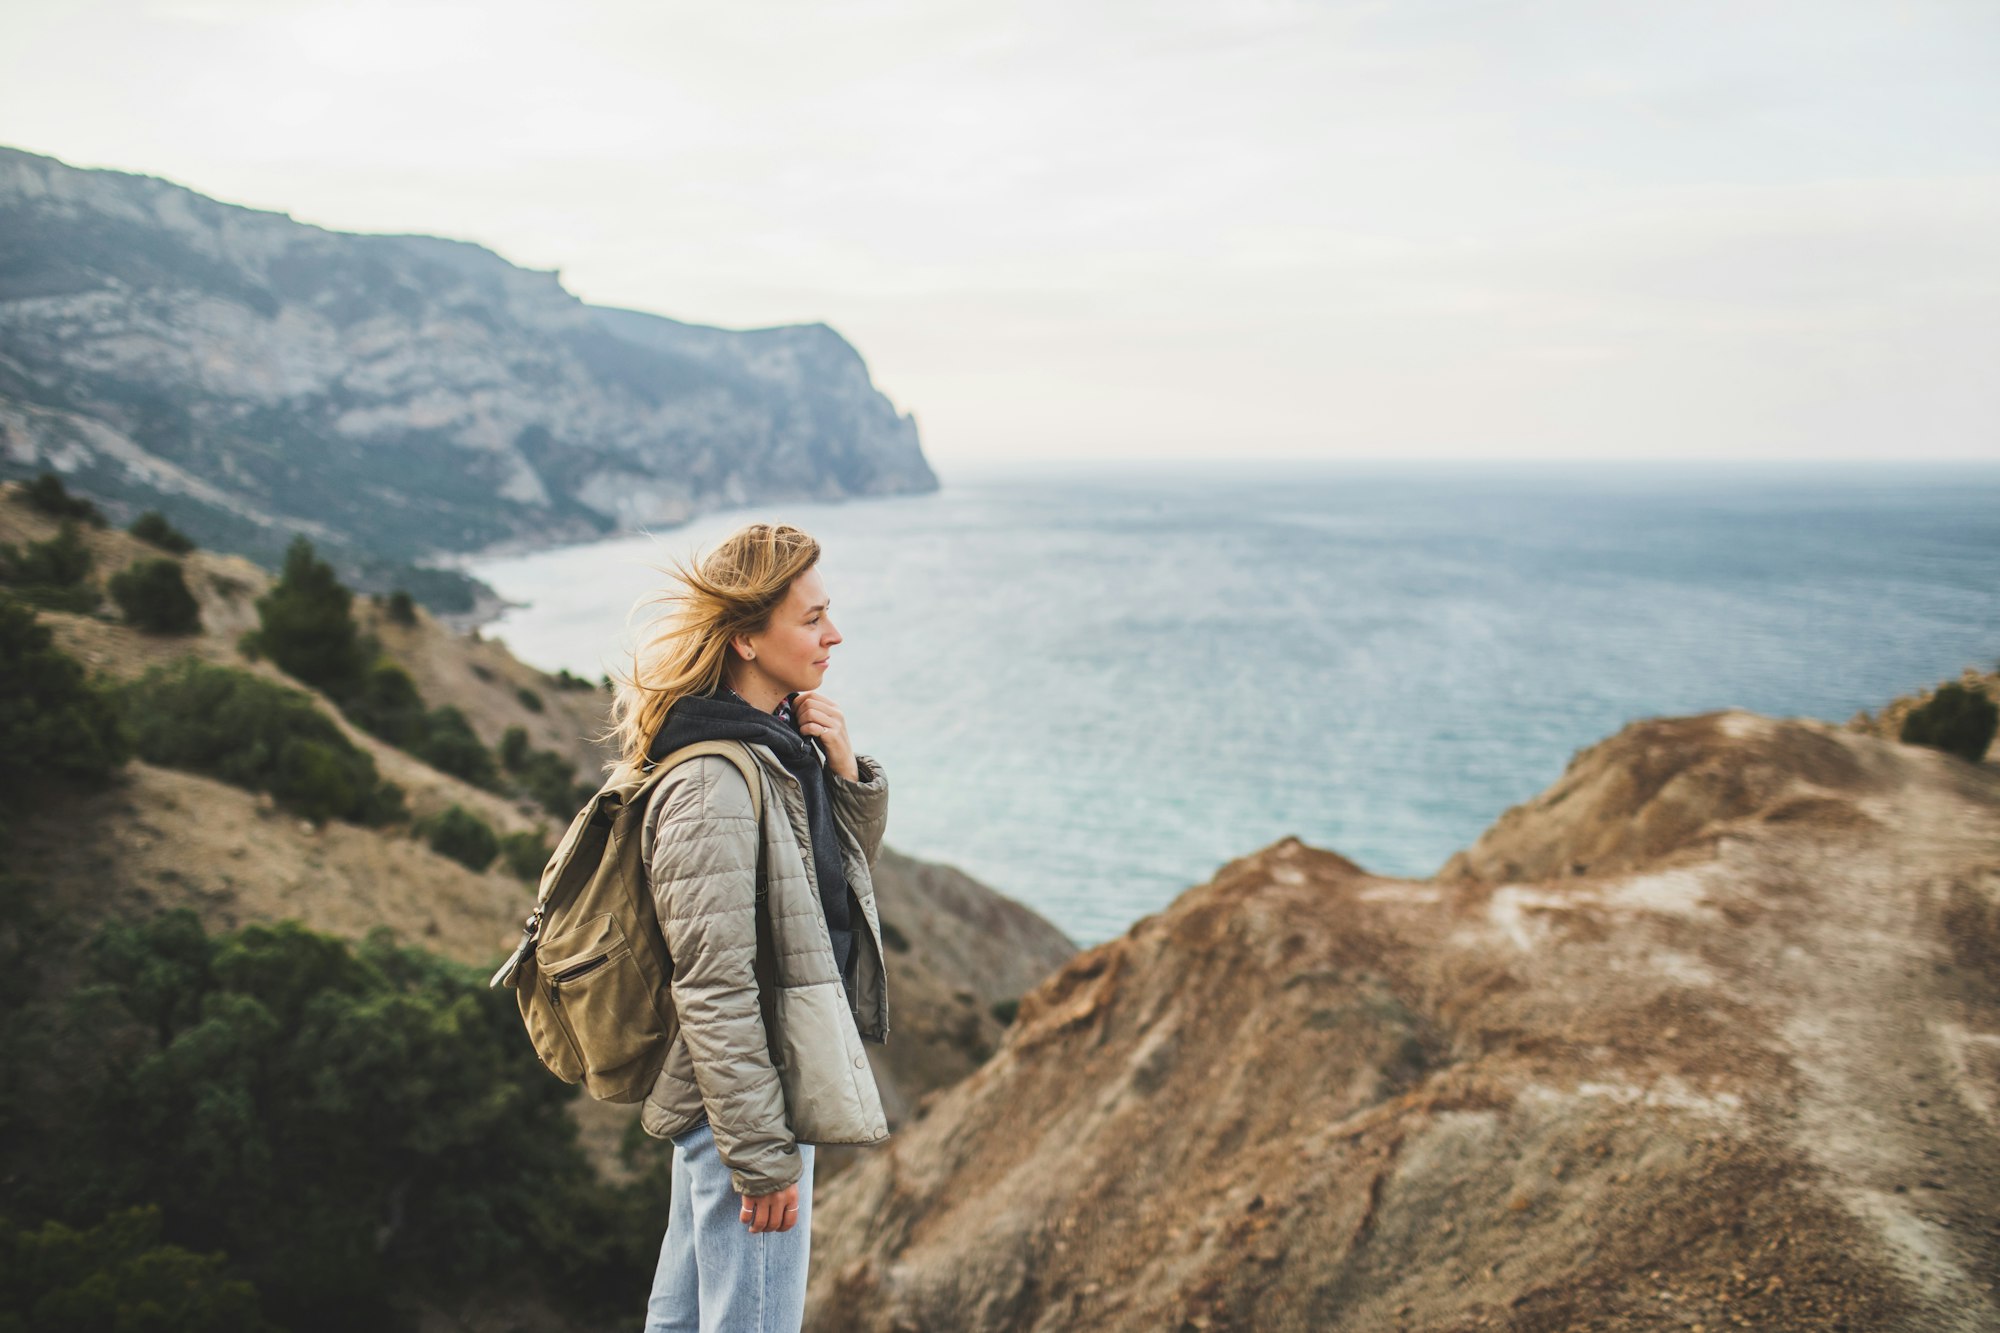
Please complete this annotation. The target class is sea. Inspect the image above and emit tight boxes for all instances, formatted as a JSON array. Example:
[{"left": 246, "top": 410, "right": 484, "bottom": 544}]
[{"left": 465, "top": 459, "right": 2000, "bottom": 949}]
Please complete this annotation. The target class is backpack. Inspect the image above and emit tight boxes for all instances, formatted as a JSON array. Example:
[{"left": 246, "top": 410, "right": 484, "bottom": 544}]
[{"left": 489, "top": 740, "right": 783, "bottom": 1103}]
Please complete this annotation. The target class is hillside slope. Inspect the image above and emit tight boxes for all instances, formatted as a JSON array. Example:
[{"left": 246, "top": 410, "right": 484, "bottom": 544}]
[
  {"left": 804, "top": 708, "right": 2000, "bottom": 1332},
  {"left": 3, "top": 479, "right": 1073, "bottom": 1182}
]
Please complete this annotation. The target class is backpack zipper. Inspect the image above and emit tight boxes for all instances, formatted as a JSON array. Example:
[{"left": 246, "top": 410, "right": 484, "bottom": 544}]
[{"left": 550, "top": 953, "right": 611, "bottom": 1002}]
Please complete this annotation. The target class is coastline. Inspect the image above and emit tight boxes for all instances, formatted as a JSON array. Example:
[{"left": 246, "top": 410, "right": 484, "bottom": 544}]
[{"left": 421, "top": 484, "right": 919, "bottom": 637}]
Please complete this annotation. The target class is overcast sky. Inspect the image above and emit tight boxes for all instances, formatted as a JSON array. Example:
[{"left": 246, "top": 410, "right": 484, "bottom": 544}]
[{"left": 3, "top": 0, "right": 1997, "bottom": 465}]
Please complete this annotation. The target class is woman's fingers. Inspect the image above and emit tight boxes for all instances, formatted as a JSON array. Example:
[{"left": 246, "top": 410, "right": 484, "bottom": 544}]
[
  {"left": 793, "top": 691, "right": 840, "bottom": 719},
  {"left": 794, "top": 694, "right": 847, "bottom": 740},
  {"left": 740, "top": 1186, "right": 800, "bottom": 1233}
]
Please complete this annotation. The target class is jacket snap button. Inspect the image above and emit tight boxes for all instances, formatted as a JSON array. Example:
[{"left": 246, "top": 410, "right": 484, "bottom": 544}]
[{"left": 853, "top": 1054, "right": 866, "bottom": 1069}]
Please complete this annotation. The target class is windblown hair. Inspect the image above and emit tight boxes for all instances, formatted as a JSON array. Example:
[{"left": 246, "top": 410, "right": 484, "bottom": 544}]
[{"left": 600, "top": 522, "right": 821, "bottom": 773}]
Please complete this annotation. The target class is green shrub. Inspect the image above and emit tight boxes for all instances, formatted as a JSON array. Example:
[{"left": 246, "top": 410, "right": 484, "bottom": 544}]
[
  {"left": 498, "top": 828, "right": 553, "bottom": 883},
  {"left": 518, "top": 749, "right": 588, "bottom": 818},
  {"left": 21, "top": 471, "right": 105, "bottom": 526},
  {"left": 515, "top": 686, "right": 544, "bottom": 713},
  {"left": 128, "top": 509, "right": 196, "bottom": 554},
  {"left": 415, "top": 803, "right": 499, "bottom": 872},
  {"left": 108, "top": 556, "right": 202, "bottom": 634},
  {"left": 551, "top": 668, "right": 597, "bottom": 692},
  {"left": 385, "top": 589, "right": 417, "bottom": 625},
  {"left": 0, "top": 597, "right": 129, "bottom": 811},
  {"left": 0, "top": 519, "right": 101, "bottom": 612},
  {"left": 118, "top": 659, "right": 405, "bottom": 825},
  {"left": 412, "top": 705, "right": 499, "bottom": 790},
  {"left": 1, "top": 911, "right": 661, "bottom": 1331},
  {"left": 496, "top": 726, "right": 590, "bottom": 817},
  {"left": 0, "top": 1206, "right": 274, "bottom": 1332},
  {"left": 879, "top": 919, "right": 910, "bottom": 953},
  {"left": 991, "top": 997, "right": 1020, "bottom": 1026},
  {"left": 246, "top": 536, "right": 368, "bottom": 699},
  {"left": 344, "top": 659, "right": 429, "bottom": 749},
  {"left": 1902, "top": 680, "right": 1998, "bottom": 763}
]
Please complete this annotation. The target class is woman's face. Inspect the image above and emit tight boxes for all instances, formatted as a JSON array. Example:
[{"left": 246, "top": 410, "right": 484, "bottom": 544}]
[{"left": 738, "top": 564, "right": 841, "bottom": 695}]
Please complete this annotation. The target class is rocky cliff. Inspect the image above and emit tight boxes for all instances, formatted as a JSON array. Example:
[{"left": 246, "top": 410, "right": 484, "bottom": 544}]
[
  {"left": 0, "top": 145, "right": 937, "bottom": 604},
  {"left": 804, "top": 709, "right": 2000, "bottom": 1332}
]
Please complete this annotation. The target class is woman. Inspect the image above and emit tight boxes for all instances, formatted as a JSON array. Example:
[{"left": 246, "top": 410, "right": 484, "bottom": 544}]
[{"left": 605, "top": 522, "right": 892, "bottom": 1333}]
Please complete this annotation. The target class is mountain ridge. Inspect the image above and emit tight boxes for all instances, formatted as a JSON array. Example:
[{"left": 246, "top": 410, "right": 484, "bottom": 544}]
[{"left": 0, "top": 144, "right": 938, "bottom": 607}]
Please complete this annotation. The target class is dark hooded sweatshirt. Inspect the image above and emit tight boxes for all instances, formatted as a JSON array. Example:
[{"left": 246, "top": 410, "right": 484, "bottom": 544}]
[{"left": 646, "top": 683, "right": 856, "bottom": 998}]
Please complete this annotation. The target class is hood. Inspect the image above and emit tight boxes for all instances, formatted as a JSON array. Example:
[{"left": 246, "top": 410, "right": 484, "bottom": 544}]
[{"left": 645, "top": 686, "right": 819, "bottom": 771}]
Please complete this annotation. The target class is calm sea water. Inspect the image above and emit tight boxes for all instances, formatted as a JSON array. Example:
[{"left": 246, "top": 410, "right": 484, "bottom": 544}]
[{"left": 466, "top": 459, "right": 2000, "bottom": 948}]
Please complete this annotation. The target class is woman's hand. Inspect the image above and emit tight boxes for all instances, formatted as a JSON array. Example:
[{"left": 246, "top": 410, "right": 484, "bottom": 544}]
[
  {"left": 741, "top": 1182, "right": 801, "bottom": 1233},
  {"left": 792, "top": 690, "right": 858, "bottom": 783}
]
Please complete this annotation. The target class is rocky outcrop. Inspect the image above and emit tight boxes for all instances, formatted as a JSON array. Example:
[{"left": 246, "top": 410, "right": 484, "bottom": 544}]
[
  {"left": 804, "top": 710, "right": 2000, "bottom": 1332},
  {"left": 818, "top": 847, "right": 1079, "bottom": 1184},
  {"left": 0, "top": 145, "right": 936, "bottom": 596}
]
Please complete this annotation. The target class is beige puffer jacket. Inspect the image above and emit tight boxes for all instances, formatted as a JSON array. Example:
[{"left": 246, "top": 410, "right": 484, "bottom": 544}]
[{"left": 638, "top": 743, "right": 892, "bottom": 1196}]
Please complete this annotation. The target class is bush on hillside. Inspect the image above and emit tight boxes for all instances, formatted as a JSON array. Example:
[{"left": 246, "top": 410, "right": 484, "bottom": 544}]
[
  {"left": 246, "top": 535, "right": 369, "bottom": 699},
  {"left": 128, "top": 509, "right": 196, "bottom": 554},
  {"left": 0, "top": 911, "right": 661, "bottom": 1332},
  {"left": 118, "top": 659, "right": 406, "bottom": 826},
  {"left": 344, "top": 659, "right": 430, "bottom": 749},
  {"left": 108, "top": 556, "right": 203, "bottom": 634},
  {"left": 0, "top": 1206, "right": 274, "bottom": 1332},
  {"left": 22, "top": 471, "right": 106, "bottom": 526},
  {"left": 345, "top": 665, "right": 504, "bottom": 789},
  {"left": 246, "top": 539, "right": 510, "bottom": 800},
  {"left": 515, "top": 686, "right": 544, "bottom": 713},
  {"left": 412, "top": 705, "right": 499, "bottom": 790},
  {"left": 1902, "top": 680, "right": 1998, "bottom": 763},
  {"left": 524, "top": 751, "right": 592, "bottom": 818},
  {"left": 498, "top": 828, "right": 553, "bottom": 883},
  {"left": 496, "top": 725, "right": 592, "bottom": 817},
  {"left": 0, "top": 519, "right": 101, "bottom": 612},
  {"left": 551, "top": 668, "right": 597, "bottom": 692},
  {"left": 0, "top": 597, "right": 130, "bottom": 812},
  {"left": 416, "top": 803, "right": 499, "bottom": 872},
  {"left": 385, "top": 589, "right": 417, "bottom": 625}
]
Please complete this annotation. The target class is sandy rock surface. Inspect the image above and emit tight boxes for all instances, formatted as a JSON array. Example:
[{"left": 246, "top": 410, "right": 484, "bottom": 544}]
[{"left": 804, "top": 710, "right": 2000, "bottom": 1333}]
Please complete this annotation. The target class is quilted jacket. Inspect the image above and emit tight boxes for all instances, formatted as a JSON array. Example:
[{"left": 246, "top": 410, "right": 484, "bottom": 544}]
[{"left": 638, "top": 741, "right": 892, "bottom": 1196}]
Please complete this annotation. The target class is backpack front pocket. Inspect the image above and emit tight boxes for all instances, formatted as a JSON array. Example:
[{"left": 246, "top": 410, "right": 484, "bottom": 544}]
[{"left": 537, "top": 913, "right": 666, "bottom": 1098}]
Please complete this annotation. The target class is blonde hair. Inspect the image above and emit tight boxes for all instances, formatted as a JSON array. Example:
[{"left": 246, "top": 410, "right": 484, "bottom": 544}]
[{"left": 600, "top": 522, "right": 822, "bottom": 774}]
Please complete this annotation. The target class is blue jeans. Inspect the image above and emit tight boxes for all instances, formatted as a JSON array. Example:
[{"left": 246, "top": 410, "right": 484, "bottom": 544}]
[{"left": 645, "top": 1119, "right": 816, "bottom": 1332}]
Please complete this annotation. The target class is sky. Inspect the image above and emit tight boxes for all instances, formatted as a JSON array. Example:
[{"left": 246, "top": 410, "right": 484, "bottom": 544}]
[{"left": 2, "top": 0, "right": 1997, "bottom": 466}]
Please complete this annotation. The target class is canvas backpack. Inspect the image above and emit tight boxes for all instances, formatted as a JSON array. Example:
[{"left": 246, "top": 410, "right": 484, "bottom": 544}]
[{"left": 489, "top": 740, "right": 783, "bottom": 1103}]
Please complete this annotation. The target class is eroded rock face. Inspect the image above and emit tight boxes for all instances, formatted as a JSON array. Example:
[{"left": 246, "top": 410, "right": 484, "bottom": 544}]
[
  {"left": 816, "top": 847, "right": 1081, "bottom": 1186},
  {"left": 0, "top": 146, "right": 937, "bottom": 570},
  {"left": 805, "top": 709, "right": 2000, "bottom": 1332}
]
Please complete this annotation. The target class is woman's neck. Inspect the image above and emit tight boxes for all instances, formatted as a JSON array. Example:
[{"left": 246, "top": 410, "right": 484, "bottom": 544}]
[{"left": 722, "top": 667, "right": 788, "bottom": 715}]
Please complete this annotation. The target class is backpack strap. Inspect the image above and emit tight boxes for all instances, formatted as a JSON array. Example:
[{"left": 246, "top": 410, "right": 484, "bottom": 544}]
[
  {"left": 640, "top": 740, "right": 766, "bottom": 862},
  {"left": 642, "top": 739, "right": 785, "bottom": 1068}
]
